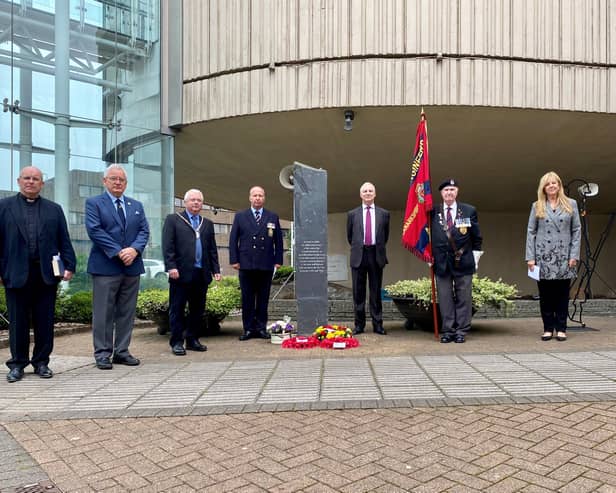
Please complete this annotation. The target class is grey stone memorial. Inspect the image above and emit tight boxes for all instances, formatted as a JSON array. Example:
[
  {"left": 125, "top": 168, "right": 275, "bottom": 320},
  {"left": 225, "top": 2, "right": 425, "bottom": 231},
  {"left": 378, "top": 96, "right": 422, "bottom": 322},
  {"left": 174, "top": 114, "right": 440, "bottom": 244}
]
[{"left": 279, "top": 162, "right": 328, "bottom": 333}]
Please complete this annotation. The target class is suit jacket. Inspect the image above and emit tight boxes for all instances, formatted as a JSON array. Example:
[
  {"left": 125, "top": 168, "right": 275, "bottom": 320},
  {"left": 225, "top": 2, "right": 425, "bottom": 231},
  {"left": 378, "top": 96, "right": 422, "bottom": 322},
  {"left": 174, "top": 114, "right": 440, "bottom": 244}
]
[
  {"left": 525, "top": 198, "right": 581, "bottom": 280},
  {"left": 0, "top": 194, "right": 76, "bottom": 288},
  {"left": 229, "top": 208, "right": 283, "bottom": 270},
  {"left": 85, "top": 193, "right": 150, "bottom": 276},
  {"left": 347, "top": 205, "right": 390, "bottom": 269},
  {"left": 162, "top": 211, "right": 221, "bottom": 284},
  {"left": 431, "top": 202, "right": 482, "bottom": 277}
]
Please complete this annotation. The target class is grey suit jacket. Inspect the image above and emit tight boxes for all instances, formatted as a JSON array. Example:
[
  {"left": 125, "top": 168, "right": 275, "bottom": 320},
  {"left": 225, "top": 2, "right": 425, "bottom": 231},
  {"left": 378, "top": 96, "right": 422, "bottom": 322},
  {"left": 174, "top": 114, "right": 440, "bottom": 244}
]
[
  {"left": 525, "top": 198, "right": 581, "bottom": 280},
  {"left": 347, "top": 205, "right": 390, "bottom": 269}
]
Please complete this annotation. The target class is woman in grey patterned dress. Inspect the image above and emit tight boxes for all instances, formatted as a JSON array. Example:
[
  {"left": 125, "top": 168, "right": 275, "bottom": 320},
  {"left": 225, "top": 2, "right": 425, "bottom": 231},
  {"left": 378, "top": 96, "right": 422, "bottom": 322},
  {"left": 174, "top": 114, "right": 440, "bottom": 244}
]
[{"left": 526, "top": 171, "right": 581, "bottom": 341}]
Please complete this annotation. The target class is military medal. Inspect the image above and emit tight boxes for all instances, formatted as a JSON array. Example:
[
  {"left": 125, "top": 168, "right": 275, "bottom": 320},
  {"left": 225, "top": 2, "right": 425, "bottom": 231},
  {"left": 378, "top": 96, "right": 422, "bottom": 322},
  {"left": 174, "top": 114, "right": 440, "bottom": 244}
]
[{"left": 455, "top": 217, "right": 471, "bottom": 235}]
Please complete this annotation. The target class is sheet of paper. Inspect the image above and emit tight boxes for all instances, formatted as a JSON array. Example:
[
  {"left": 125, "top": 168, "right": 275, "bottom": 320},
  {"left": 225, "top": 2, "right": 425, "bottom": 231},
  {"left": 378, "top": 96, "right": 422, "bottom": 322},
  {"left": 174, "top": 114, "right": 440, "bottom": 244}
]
[{"left": 527, "top": 265, "right": 540, "bottom": 281}]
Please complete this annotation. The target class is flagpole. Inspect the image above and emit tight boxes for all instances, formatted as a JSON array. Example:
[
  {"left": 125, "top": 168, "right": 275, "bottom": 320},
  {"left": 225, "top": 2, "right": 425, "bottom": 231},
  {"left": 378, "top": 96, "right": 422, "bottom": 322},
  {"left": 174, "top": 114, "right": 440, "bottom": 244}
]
[{"left": 422, "top": 109, "right": 439, "bottom": 341}]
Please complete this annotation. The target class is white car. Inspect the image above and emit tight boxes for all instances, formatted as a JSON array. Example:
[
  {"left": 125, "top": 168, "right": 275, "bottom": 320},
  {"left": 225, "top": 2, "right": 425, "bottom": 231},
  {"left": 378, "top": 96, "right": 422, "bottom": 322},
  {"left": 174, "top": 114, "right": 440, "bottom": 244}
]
[{"left": 142, "top": 259, "right": 168, "bottom": 279}]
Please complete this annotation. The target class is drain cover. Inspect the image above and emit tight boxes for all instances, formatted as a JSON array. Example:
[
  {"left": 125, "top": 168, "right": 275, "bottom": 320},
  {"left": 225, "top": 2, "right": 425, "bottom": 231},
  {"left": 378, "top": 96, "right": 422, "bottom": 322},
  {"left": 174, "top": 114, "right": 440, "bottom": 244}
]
[{"left": 11, "top": 481, "right": 62, "bottom": 493}]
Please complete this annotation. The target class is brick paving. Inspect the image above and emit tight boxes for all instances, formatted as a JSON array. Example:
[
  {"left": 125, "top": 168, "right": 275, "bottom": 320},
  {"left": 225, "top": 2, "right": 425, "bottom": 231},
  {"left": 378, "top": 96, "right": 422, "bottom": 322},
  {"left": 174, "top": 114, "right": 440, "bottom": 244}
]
[
  {"left": 3, "top": 403, "right": 616, "bottom": 492},
  {"left": 0, "top": 316, "right": 615, "bottom": 492}
]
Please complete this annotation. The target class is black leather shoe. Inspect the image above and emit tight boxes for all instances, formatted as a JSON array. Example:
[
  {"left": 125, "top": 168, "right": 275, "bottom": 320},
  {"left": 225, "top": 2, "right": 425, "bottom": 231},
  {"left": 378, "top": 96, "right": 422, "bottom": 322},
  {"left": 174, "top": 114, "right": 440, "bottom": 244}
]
[
  {"left": 257, "top": 330, "right": 271, "bottom": 340},
  {"left": 239, "top": 332, "right": 253, "bottom": 341},
  {"left": 112, "top": 354, "right": 140, "bottom": 366},
  {"left": 186, "top": 340, "right": 207, "bottom": 352},
  {"left": 172, "top": 343, "right": 186, "bottom": 356},
  {"left": 373, "top": 327, "right": 387, "bottom": 335},
  {"left": 454, "top": 335, "right": 466, "bottom": 343},
  {"left": 353, "top": 327, "right": 365, "bottom": 335},
  {"left": 7, "top": 368, "right": 24, "bottom": 383},
  {"left": 34, "top": 365, "right": 53, "bottom": 379},
  {"left": 95, "top": 357, "right": 113, "bottom": 370},
  {"left": 440, "top": 334, "right": 454, "bottom": 343}
]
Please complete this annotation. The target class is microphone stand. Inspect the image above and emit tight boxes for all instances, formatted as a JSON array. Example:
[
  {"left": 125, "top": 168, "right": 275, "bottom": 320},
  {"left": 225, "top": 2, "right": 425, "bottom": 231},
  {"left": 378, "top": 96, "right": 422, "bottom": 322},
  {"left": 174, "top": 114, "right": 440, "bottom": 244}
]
[{"left": 565, "top": 179, "right": 614, "bottom": 329}]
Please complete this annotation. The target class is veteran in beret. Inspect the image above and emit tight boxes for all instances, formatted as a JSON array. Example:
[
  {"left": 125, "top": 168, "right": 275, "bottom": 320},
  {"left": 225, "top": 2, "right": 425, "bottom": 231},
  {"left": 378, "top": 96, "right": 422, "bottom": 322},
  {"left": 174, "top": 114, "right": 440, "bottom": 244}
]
[{"left": 430, "top": 179, "right": 483, "bottom": 343}]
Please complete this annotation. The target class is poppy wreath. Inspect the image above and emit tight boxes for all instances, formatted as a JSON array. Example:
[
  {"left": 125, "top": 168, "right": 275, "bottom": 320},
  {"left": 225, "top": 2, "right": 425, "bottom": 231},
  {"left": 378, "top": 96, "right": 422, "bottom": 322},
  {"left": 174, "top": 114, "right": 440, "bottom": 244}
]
[
  {"left": 281, "top": 336, "right": 320, "bottom": 349},
  {"left": 282, "top": 324, "right": 360, "bottom": 350}
]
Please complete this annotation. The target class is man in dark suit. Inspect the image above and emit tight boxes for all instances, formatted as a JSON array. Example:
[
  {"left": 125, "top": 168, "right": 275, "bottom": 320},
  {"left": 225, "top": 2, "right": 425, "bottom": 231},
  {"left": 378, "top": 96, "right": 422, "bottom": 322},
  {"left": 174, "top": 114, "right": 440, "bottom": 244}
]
[
  {"left": 431, "top": 179, "right": 483, "bottom": 343},
  {"left": 229, "top": 186, "right": 283, "bottom": 340},
  {"left": 0, "top": 166, "right": 76, "bottom": 383},
  {"left": 86, "top": 164, "right": 150, "bottom": 369},
  {"left": 347, "top": 182, "right": 390, "bottom": 335},
  {"left": 162, "top": 189, "right": 221, "bottom": 355}
]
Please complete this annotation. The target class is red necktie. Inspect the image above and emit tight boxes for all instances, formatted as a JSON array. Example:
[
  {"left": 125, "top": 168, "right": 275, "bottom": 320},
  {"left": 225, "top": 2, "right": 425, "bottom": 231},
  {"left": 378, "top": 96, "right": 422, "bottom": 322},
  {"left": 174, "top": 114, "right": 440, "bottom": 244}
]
[
  {"left": 446, "top": 207, "right": 454, "bottom": 230},
  {"left": 365, "top": 206, "right": 372, "bottom": 245}
]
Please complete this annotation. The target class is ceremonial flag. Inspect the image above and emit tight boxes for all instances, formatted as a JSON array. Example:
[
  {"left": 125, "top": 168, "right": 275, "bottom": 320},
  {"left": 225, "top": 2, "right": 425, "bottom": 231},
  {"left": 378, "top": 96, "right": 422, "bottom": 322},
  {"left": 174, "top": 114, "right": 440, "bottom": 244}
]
[{"left": 402, "top": 113, "right": 433, "bottom": 262}]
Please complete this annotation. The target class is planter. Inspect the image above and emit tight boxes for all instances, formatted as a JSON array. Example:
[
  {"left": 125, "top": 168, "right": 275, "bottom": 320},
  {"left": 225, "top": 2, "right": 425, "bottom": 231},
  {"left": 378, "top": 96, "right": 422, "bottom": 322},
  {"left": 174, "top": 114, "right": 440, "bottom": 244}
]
[
  {"left": 391, "top": 297, "right": 441, "bottom": 330},
  {"left": 152, "top": 313, "right": 170, "bottom": 335},
  {"left": 151, "top": 311, "right": 226, "bottom": 337},
  {"left": 391, "top": 297, "right": 478, "bottom": 330},
  {"left": 270, "top": 333, "right": 294, "bottom": 345},
  {"left": 199, "top": 313, "right": 226, "bottom": 337}
]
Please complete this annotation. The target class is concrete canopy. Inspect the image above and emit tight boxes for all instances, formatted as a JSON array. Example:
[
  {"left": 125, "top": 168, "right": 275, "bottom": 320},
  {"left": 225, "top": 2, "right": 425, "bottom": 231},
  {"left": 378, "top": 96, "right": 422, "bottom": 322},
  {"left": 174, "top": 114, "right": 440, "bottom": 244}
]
[{"left": 174, "top": 106, "right": 616, "bottom": 219}]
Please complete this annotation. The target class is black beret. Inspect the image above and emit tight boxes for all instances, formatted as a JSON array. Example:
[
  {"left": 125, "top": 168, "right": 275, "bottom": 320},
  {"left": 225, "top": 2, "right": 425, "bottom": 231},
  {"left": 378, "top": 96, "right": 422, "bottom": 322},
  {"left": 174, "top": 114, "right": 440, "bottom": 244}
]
[{"left": 438, "top": 178, "right": 458, "bottom": 191}]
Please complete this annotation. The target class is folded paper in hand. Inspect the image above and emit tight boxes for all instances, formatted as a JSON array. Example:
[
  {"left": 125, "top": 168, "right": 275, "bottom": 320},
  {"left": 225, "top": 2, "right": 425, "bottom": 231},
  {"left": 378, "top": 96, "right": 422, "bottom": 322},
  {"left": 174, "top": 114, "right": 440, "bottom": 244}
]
[
  {"left": 52, "top": 254, "right": 65, "bottom": 277},
  {"left": 527, "top": 265, "right": 540, "bottom": 281}
]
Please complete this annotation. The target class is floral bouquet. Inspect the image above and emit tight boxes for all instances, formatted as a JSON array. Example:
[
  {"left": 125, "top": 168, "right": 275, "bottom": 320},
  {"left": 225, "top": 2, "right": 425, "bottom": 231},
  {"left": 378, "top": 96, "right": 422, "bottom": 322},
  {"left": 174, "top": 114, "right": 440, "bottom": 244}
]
[
  {"left": 313, "top": 324, "right": 353, "bottom": 341},
  {"left": 313, "top": 324, "right": 359, "bottom": 349},
  {"left": 268, "top": 316, "right": 296, "bottom": 344},
  {"left": 268, "top": 316, "right": 295, "bottom": 335}
]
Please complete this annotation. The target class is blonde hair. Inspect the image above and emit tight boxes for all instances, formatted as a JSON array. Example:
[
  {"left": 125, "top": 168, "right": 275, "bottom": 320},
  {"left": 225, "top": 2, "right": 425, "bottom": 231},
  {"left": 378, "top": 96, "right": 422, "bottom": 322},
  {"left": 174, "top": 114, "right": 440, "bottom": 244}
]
[{"left": 534, "top": 171, "right": 573, "bottom": 218}]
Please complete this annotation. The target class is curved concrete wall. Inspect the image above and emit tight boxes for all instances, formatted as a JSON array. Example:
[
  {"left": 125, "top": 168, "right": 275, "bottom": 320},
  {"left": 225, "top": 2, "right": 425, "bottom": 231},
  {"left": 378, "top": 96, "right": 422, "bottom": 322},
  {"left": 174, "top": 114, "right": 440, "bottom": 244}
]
[{"left": 183, "top": 0, "right": 616, "bottom": 123}]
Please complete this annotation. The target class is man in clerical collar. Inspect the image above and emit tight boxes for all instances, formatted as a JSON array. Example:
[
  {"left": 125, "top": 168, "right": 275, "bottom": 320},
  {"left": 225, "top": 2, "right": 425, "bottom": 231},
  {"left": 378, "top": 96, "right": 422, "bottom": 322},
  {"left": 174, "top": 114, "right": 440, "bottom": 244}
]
[{"left": 0, "top": 166, "right": 76, "bottom": 383}]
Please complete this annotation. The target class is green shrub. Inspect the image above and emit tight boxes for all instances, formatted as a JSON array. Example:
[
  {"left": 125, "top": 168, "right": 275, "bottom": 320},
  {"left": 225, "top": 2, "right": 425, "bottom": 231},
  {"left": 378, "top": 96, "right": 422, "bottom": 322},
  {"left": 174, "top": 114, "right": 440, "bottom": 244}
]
[
  {"left": 136, "top": 276, "right": 242, "bottom": 320},
  {"left": 273, "top": 265, "right": 294, "bottom": 283},
  {"left": 55, "top": 291, "right": 93, "bottom": 323},
  {"left": 136, "top": 289, "right": 169, "bottom": 320},
  {"left": 206, "top": 283, "right": 241, "bottom": 317},
  {"left": 385, "top": 276, "right": 518, "bottom": 314}
]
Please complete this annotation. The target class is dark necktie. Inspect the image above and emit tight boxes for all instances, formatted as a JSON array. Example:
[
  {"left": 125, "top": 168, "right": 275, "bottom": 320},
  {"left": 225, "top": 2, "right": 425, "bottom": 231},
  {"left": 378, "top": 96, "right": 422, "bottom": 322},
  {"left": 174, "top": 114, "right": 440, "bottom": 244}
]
[
  {"left": 364, "top": 206, "right": 372, "bottom": 245},
  {"left": 116, "top": 199, "right": 126, "bottom": 228},
  {"left": 255, "top": 210, "right": 261, "bottom": 223},
  {"left": 446, "top": 207, "right": 454, "bottom": 230}
]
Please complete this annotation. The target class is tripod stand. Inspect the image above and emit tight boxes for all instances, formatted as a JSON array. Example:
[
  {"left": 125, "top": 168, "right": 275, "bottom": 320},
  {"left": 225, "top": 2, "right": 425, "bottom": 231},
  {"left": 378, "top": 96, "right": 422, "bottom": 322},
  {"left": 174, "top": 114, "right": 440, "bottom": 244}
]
[{"left": 565, "top": 179, "right": 613, "bottom": 328}]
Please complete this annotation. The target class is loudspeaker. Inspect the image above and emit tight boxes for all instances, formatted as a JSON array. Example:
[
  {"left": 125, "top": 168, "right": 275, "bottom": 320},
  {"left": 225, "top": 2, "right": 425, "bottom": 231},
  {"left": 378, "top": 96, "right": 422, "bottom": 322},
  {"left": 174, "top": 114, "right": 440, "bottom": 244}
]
[{"left": 279, "top": 165, "right": 295, "bottom": 190}]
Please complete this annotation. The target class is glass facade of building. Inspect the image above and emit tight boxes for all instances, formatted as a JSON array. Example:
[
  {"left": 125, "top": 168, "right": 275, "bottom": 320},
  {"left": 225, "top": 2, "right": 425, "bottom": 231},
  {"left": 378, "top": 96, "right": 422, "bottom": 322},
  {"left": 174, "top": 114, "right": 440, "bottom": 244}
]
[{"left": 0, "top": 0, "right": 173, "bottom": 286}]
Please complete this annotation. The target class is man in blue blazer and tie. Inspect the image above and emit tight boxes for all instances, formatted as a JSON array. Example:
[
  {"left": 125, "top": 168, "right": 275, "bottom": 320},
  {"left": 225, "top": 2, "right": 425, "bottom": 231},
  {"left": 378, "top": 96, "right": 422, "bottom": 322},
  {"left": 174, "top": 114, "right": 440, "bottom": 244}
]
[
  {"left": 0, "top": 166, "right": 76, "bottom": 382},
  {"left": 86, "top": 164, "right": 150, "bottom": 369},
  {"left": 229, "top": 186, "right": 283, "bottom": 340}
]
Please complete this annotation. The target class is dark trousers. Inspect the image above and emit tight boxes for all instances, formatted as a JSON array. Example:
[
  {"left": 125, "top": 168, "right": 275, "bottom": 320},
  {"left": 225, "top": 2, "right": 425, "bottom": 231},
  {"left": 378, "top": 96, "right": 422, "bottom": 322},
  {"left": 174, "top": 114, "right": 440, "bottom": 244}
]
[
  {"left": 169, "top": 270, "right": 207, "bottom": 346},
  {"left": 5, "top": 263, "right": 57, "bottom": 370},
  {"left": 351, "top": 246, "right": 384, "bottom": 330},
  {"left": 537, "top": 279, "right": 570, "bottom": 332},
  {"left": 239, "top": 269, "right": 273, "bottom": 333},
  {"left": 435, "top": 273, "right": 473, "bottom": 336}
]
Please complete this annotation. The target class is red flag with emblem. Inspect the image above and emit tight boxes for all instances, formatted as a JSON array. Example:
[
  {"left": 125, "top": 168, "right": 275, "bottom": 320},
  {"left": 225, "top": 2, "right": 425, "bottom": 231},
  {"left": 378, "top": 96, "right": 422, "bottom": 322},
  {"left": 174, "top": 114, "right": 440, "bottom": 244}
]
[{"left": 402, "top": 113, "right": 433, "bottom": 262}]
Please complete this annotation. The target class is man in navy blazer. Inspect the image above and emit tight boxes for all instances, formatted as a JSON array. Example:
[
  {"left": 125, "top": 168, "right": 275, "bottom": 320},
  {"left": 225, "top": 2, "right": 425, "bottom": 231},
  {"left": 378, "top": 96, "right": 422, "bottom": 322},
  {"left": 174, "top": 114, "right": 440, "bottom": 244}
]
[
  {"left": 162, "top": 188, "right": 221, "bottom": 355},
  {"left": 347, "top": 182, "right": 390, "bottom": 335},
  {"left": 86, "top": 164, "right": 149, "bottom": 369},
  {"left": 430, "top": 179, "right": 483, "bottom": 344},
  {"left": 0, "top": 166, "right": 76, "bottom": 383},
  {"left": 229, "top": 186, "right": 283, "bottom": 340}
]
